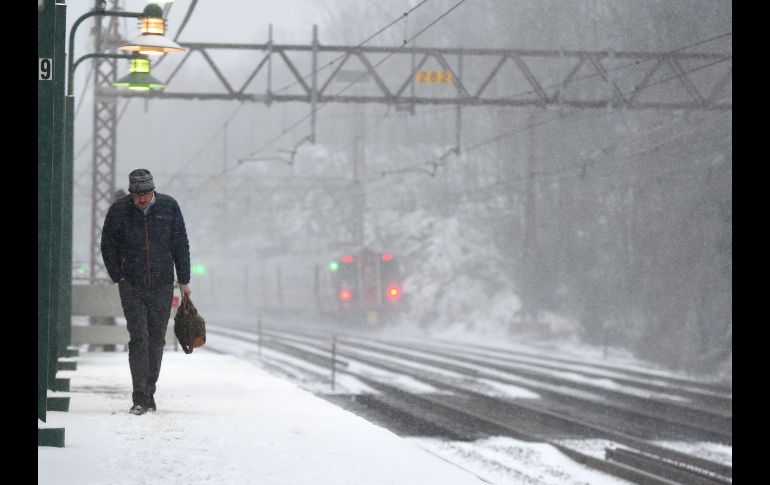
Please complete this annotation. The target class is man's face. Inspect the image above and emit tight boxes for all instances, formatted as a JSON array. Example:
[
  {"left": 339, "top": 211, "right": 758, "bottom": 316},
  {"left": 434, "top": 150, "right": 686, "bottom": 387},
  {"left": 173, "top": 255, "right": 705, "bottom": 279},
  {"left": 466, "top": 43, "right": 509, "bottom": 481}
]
[{"left": 131, "top": 191, "right": 153, "bottom": 210}]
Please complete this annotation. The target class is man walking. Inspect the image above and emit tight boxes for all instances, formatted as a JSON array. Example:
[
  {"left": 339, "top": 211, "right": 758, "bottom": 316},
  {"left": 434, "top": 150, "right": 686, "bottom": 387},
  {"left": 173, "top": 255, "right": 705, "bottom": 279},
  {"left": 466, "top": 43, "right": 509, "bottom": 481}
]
[{"left": 101, "top": 169, "right": 191, "bottom": 415}]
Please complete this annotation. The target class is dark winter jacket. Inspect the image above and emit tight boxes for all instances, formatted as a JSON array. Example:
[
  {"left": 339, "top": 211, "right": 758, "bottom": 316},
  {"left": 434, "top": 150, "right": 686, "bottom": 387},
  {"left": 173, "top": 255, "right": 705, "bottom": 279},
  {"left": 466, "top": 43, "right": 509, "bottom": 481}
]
[{"left": 101, "top": 192, "right": 191, "bottom": 287}]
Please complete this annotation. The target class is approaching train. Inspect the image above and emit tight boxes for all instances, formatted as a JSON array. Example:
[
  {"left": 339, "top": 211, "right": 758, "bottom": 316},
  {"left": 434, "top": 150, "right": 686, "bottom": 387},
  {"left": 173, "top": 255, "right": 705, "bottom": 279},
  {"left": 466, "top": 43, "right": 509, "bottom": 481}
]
[{"left": 329, "top": 248, "right": 405, "bottom": 325}]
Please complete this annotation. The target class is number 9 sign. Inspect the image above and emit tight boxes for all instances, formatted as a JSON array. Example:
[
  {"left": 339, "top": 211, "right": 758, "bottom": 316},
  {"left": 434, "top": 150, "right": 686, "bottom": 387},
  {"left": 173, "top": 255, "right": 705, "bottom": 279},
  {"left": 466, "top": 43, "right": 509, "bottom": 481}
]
[{"left": 39, "top": 58, "right": 53, "bottom": 81}]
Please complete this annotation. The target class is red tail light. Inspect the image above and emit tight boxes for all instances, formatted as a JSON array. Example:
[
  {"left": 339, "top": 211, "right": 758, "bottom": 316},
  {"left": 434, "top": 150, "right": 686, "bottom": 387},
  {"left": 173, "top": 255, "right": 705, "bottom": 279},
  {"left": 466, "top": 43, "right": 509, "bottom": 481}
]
[
  {"left": 386, "top": 284, "right": 401, "bottom": 300},
  {"left": 339, "top": 288, "right": 352, "bottom": 302}
]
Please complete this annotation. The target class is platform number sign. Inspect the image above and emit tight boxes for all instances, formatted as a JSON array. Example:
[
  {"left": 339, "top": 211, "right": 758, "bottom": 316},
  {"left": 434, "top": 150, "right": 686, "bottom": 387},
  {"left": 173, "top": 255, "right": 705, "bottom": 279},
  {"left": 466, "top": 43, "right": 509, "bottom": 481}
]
[{"left": 39, "top": 58, "right": 53, "bottom": 81}]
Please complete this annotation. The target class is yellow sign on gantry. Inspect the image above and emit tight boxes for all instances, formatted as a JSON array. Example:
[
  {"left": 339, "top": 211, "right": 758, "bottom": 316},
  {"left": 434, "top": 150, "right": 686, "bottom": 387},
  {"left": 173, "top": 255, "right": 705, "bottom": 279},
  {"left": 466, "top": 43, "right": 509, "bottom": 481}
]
[{"left": 415, "top": 70, "right": 453, "bottom": 84}]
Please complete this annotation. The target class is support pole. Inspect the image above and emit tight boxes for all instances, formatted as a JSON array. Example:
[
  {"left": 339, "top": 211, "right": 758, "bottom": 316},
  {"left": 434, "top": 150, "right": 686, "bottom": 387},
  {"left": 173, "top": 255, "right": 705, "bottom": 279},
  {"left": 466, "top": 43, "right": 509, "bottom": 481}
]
[
  {"left": 48, "top": 0, "right": 67, "bottom": 390},
  {"left": 39, "top": 0, "right": 56, "bottom": 425},
  {"left": 314, "top": 264, "right": 320, "bottom": 309},
  {"left": 607, "top": 49, "right": 615, "bottom": 127},
  {"left": 38, "top": 0, "right": 67, "bottom": 446},
  {"left": 455, "top": 53, "right": 463, "bottom": 154},
  {"left": 257, "top": 315, "right": 262, "bottom": 358},
  {"left": 310, "top": 24, "right": 319, "bottom": 143},
  {"left": 558, "top": 47, "right": 564, "bottom": 116},
  {"left": 409, "top": 42, "right": 417, "bottom": 114},
  {"left": 266, "top": 24, "right": 273, "bottom": 106},
  {"left": 65, "top": 6, "right": 141, "bottom": 357},
  {"left": 330, "top": 336, "right": 337, "bottom": 391}
]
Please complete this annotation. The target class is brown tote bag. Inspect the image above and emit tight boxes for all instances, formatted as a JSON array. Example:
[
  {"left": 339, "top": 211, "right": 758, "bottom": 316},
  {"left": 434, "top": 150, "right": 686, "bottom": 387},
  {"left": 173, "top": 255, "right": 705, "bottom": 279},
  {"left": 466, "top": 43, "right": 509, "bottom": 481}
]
[{"left": 173, "top": 294, "right": 206, "bottom": 354}]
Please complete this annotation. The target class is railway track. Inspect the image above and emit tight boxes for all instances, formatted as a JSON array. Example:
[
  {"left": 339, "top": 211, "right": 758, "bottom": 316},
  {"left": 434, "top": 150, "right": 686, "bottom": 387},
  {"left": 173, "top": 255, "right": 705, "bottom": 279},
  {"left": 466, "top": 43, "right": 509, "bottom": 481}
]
[
  {"left": 205, "top": 323, "right": 731, "bottom": 484},
  {"left": 250, "top": 326, "right": 730, "bottom": 442}
]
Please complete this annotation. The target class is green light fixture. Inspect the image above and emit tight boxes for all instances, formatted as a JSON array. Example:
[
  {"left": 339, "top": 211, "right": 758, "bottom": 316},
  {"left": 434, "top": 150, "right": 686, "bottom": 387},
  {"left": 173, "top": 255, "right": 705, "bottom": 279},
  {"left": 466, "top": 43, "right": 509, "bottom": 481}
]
[
  {"left": 112, "top": 57, "right": 165, "bottom": 91},
  {"left": 191, "top": 263, "right": 207, "bottom": 275},
  {"left": 118, "top": 3, "right": 185, "bottom": 57}
]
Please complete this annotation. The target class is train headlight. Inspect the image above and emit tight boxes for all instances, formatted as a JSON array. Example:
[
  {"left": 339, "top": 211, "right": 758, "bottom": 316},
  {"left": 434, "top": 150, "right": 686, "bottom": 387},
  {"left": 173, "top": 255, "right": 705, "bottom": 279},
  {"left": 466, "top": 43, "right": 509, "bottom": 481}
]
[{"left": 386, "top": 284, "right": 401, "bottom": 300}]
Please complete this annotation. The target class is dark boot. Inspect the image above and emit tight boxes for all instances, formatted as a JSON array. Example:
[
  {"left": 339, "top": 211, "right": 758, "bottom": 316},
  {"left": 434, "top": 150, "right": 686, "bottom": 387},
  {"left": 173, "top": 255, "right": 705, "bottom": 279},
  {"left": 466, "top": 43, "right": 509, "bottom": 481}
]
[{"left": 129, "top": 402, "right": 147, "bottom": 415}]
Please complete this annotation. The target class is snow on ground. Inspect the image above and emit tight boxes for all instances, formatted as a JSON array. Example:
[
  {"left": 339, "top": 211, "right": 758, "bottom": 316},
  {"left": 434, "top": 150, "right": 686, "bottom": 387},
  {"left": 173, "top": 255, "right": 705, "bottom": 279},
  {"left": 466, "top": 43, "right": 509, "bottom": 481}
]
[
  {"left": 411, "top": 437, "right": 631, "bottom": 485},
  {"left": 39, "top": 350, "right": 487, "bottom": 485},
  {"left": 47, "top": 312, "right": 730, "bottom": 484},
  {"left": 39, "top": 347, "right": 635, "bottom": 484}
]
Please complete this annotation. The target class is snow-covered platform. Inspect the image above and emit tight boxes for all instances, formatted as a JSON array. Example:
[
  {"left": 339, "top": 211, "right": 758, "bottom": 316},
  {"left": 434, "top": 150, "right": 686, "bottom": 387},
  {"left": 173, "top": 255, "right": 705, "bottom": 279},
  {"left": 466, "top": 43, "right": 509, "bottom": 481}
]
[{"left": 38, "top": 349, "right": 487, "bottom": 484}]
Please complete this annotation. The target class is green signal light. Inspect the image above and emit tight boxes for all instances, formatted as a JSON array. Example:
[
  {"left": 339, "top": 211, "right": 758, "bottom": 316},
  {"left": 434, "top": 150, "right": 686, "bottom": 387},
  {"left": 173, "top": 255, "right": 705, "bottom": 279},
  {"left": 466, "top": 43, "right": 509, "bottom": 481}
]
[
  {"left": 328, "top": 261, "right": 339, "bottom": 272},
  {"left": 191, "top": 264, "right": 207, "bottom": 275},
  {"left": 78, "top": 266, "right": 86, "bottom": 275}
]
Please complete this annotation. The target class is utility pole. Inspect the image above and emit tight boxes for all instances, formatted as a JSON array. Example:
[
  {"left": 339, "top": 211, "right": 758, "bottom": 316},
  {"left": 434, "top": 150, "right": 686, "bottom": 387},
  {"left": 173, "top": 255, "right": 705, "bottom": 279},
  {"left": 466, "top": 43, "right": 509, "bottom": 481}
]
[
  {"left": 310, "top": 24, "right": 319, "bottom": 143},
  {"left": 521, "top": 110, "right": 539, "bottom": 326},
  {"left": 276, "top": 266, "right": 284, "bottom": 308},
  {"left": 351, "top": 108, "right": 366, "bottom": 247}
]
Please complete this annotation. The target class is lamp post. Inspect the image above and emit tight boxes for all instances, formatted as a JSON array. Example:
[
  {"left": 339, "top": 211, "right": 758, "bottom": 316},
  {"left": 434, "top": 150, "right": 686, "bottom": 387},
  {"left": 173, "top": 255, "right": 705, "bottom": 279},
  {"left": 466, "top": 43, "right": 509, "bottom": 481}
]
[
  {"left": 61, "top": 8, "right": 141, "bottom": 362},
  {"left": 62, "top": 3, "right": 182, "bottom": 354}
]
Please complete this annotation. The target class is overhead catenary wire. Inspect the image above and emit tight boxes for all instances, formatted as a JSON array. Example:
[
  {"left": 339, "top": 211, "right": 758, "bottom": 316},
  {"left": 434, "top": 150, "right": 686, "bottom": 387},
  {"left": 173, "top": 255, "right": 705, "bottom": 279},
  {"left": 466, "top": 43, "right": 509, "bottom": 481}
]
[
  {"left": 494, "top": 31, "right": 732, "bottom": 107},
  {"left": 200, "top": 42, "right": 723, "bottom": 207},
  {"left": 181, "top": 123, "right": 730, "bottom": 223},
  {"left": 176, "top": 0, "right": 466, "bottom": 193},
  {"left": 327, "top": 30, "right": 732, "bottom": 177},
  {"left": 369, "top": 49, "right": 731, "bottom": 182},
  {"left": 229, "top": 1, "right": 434, "bottom": 169},
  {"left": 364, "top": 31, "right": 732, "bottom": 171},
  {"left": 154, "top": 11, "right": 728, "bottom": 194},
  {"left": 240, "top": 1, "right": 437, "bottom": 162},
  {"left": 181, "top": 42, "right": 728, "bottom": 203},
  {"left": 125, "top": 14, "right": 727, "bottom": 203},
  {"left": 370, "top": 119, "right": 730, "bottom": 214},
  {"left": 174, "top": 103, "right": 246, "bottom": 176},
  {"left": 243, "top": 0, "right": 470, "bottom": 163},
  {"left": 271, "top": 0, "right": 431, "bottom": 96},
  {"left": 246, "top": 20, "right": 727, "bottom": 167},
  {"left": 287, "top": 30, "right": 732, "bottom": 185},
  {"left": 169, "top": 94, "right": 729, "bottom": 231},
  {"left": 169, "top": 0, "right": 435, "bottom": 191}
]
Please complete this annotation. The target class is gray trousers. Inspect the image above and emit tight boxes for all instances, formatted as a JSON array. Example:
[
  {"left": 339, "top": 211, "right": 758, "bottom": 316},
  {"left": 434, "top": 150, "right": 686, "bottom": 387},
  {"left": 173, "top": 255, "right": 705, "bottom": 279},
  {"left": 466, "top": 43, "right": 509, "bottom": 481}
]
[{"left": 118, "top": 280, "right": 174, "bottom": 404}]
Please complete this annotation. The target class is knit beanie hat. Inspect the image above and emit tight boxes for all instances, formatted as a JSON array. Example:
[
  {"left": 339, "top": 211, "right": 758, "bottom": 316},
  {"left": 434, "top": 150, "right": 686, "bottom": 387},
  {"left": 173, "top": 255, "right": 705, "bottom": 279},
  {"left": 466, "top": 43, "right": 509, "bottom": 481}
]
[{"left": 128, "top": 169, "right": 155, "bottom": 193}]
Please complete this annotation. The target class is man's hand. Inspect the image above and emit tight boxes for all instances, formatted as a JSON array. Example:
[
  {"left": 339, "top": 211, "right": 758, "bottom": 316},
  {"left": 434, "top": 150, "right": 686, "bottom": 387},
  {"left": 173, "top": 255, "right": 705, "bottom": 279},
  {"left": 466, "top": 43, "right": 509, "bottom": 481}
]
[{"left": 179, "top": 283, "right": 191, "bottom": 297}]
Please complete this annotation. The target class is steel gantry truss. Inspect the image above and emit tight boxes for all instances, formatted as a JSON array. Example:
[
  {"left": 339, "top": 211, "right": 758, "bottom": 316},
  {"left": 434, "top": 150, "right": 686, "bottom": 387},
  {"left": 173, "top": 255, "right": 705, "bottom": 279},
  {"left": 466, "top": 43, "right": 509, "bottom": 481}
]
[
  {"left": 88, "top": 37, "right": 731, "bottom": 277},
  {"left": 103, "top": 42, "right": 731, "bottom": 111}
]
